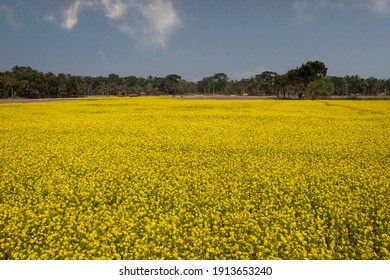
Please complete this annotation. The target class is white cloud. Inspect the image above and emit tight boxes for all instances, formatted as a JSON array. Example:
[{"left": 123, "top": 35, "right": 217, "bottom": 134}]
[
  {"left": 138, "top": 0, "right": 182, "bottom": 48},
  {"left": 61, "top": 0, "right": 82, "bottom": 29},
  {"left": 61, "top": 0, "right": 128, "bottom": 29},
  {"left": 59, "top": 0, "right": 181, "bottom": 48},
  {"left": 365, "top": 0, "right": 390, "bottom": 15},
  {"left": 101, "top": 0, "right": 127, "bottom": 19}
]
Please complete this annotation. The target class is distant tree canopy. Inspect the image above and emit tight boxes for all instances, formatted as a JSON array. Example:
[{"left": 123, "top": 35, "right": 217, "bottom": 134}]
[
  {"left": 1, "top": 61, "right": 389, "bottom": 99},
  {"left": 198, "top": 73, "right": 229, "bottom": 94},
  {"left": 274, "top": 61, "right": 328, "bottom": 99},
  {"left": 305, "top": 77, "right": 335, "bottom": 99}
]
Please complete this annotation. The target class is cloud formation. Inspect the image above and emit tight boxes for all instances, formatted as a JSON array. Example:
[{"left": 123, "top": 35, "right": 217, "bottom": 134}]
[
  {"left": 101, "top": 0, "right": 127, "bottom": 19},
  {"left": 140, "top": 0, "right": 181, "bottom": 47},
  {"left": 365, "top": 0, "right": 390, "bottom": 15},
  {"left": 60, "top": 0, "right": 181, "bottom": 48},
  {"left": 62, "top": 0, "right": 82, "bottom": 29}
]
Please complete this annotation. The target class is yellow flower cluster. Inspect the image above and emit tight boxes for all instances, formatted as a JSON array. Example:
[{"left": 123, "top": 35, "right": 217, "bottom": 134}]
[{"left": 0, "top": 98, "right": 389, "bottom": 260}]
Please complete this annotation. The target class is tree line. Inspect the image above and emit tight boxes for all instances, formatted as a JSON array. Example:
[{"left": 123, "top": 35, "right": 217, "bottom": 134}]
[{"left": 1, "top": 61, "right": 389, "bottom": 99}]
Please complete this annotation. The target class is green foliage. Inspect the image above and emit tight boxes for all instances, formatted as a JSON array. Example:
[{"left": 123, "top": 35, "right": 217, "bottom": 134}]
[
  {"left": 305, "top": 77, "right": 334, "bottom": 99},
  {"left": 274, "top": 61, "right": 330, "bottom": 99},
  {"left": 161, "top": 74, "right": 182, "bottom": 95},
  {"left": 197, "top": 73, "right": 229, "bottom": 94},
  {"left": 0, "top": 63, "right": 388, "bottom": 99}
]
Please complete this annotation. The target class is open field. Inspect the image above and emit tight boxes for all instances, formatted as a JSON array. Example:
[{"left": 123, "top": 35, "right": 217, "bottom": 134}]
[{"left": 0, "top": 97, "right": 389, "bottom": 259}]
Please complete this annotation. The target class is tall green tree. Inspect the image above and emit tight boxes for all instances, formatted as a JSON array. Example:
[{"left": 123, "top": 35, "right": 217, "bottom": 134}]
[
  {"left": 298, "top": 61, "right": 328, "bottom": 86},
  {"left": 162, "top": 74, "right": 182, "bottom": 95},
  {"left": 257, "top": 71, "right": 278, "bottom": 95},
  {"left": 275, "top": 61, "right": 328, "bottom": 99},
  {"left": 275, "top": 74, "right": 289, "bottom": 99},
  {"left": 212, "top": 73, "right": 229, "bottom": 94},
  {"left": 305, "top": 77, "right": 334, "bottom": 99},
  {"left": 366, "top": 77, "right": 380, "bottom": 95},
  {"left": 197, "top": 76, "right": 214, "bottom": 94}
]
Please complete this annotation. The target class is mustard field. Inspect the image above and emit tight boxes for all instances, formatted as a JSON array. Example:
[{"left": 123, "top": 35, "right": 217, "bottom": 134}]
[{"left": 0, "top": 97, "right": 389, "bottom": 260}]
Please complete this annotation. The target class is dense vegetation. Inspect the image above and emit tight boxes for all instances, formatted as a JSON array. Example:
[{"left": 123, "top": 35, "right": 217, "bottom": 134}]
[
  {"left": 1, "top": 98, "right": 389, "bottom": 259},
  {"left": 1, "top": 61, "right": 389, "bottom": 99}
]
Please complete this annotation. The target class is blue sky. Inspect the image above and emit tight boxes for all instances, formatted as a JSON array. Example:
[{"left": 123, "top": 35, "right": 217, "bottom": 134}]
[{"left": 1, "top": 0, "right": 390, "bottom": 80}]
